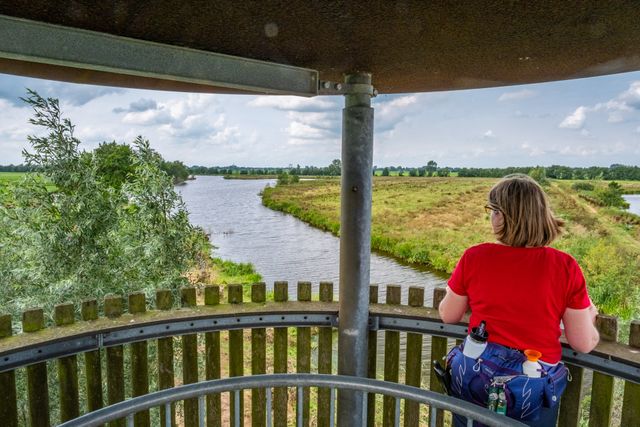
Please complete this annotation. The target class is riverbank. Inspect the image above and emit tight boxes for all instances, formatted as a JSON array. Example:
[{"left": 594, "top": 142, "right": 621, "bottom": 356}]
[{"left": 262, "top": 177, "right": 640, "bottom": 319}]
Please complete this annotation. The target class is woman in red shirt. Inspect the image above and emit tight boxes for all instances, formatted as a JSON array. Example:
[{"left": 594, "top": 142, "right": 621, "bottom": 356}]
[{"left": 439, "top": 174, "right": 599, "bottom": 426}]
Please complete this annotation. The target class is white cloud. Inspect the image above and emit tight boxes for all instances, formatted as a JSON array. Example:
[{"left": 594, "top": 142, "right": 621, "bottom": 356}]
[
  {"left": 498, "top": 89, "right": 537, "bottom": 102},
  {"left": 559, "top": 106, "right": 588, "bottom": 129},
  {"left": 248, "top": 96, "right": 334, "bottom": 112},
  {"left": 375, "top": 95, "right": 421, "bottom": 135},
  {"left": 521, "top": 142, "right": 545, "bottom": 156},
  {"left": 483, "top": 130, "right": 495, "bottom": 138}
]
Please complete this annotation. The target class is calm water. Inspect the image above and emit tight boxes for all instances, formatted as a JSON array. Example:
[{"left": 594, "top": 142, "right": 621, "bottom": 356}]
[
  {"left": 623, "top": 194, "right": 640, "bottom": 215},
  {"left": 177, "top": 176, "right": 446, "bottom": 305}
]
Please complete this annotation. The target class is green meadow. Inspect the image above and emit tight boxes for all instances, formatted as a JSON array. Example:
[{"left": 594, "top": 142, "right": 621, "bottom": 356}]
[{"left": 263, "top": 177, "right": 640, "bottom": 320}]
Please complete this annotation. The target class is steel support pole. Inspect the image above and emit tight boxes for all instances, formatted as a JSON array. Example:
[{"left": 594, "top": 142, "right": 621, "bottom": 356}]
[{"left": 337, "top": 72, "right": 374, "bottom": 427}]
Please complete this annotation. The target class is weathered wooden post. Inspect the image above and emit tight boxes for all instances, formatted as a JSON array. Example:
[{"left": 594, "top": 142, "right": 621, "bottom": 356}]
[
  {"left": 273, "top": 281, "right": 289, "bottom": 427},
  {"left": 55, "top": 303, "right": 80, "bottom": 422},
  {"left": 82, "top": 299, "right": 103, "bottom": 415},
  {"left": 129, "top": 292, "right": 150, "bottom": 427},
  {"left": 251, "top": 283, "right": 266, "bottom": 427},
  {"left": 181, "top": 287, "right": 199, "bottom": 427},
  {"left": 404, "top": 286, "right": 425, "bottom": 427},
  {"left": 23, "top": 308, "right": 49, "bottom": 427},
  {"left": 337, "top": 71, "right": 375, "bottom": 427},
  {"left": 105, "top": 294, "right": 125, "bottom": 427},
  {"left": 317, "top": 281, "right": 335, "bottom": 427},
  {"left": 156, "top": 289, "right": 176, "bottom": 427},
  {"left": 205, "top": 285, "right": 222, "bottom": 427},
  {"left": 0, "top": 314, "right": 18, "bottom": 427},
  {"left": 382, "top": 285, "right": 401, "bottom": 427},
  {"left": 228, "top": 284, "right": 244, "bottom": 422},
  {"left": 588, "top": 315, "right": 618, "bottom": 427}
]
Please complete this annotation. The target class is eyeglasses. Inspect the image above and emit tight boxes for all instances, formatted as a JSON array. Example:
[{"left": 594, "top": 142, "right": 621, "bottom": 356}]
[{"left": 484, "top": 205, "right": 500, "bottom": 215}]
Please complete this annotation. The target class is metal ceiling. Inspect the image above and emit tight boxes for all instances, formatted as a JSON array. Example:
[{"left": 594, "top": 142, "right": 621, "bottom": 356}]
[{"left": 1, "top": 1, "right": 640, "bottom": 94}]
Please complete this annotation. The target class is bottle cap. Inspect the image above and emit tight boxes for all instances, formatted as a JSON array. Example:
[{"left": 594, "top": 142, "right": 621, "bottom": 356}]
[
  {"left": 470, "top": 320, "right": 489, "bottom": 343},
  {"left": 524, "top": 349, "right": 542, "bottom": 362}
]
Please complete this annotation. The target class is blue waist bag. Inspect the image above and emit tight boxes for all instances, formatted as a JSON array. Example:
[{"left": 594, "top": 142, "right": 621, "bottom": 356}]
[{"left": 446, "top": 342, "right": 569, "bottom": 422}]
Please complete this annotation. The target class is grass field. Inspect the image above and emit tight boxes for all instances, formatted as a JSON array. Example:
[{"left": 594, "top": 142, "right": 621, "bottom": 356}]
[
  {"left": 0, "top": 171, "right": 25, "bottom": 182},
  {"left": 263, "top": 177, "right": 640, "bottom": 320}
]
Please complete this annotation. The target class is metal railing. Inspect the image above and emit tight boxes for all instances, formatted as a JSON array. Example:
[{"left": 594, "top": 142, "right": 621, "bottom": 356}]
[{"left": 57, "top": 374, "right": 526, "bottom": 427}]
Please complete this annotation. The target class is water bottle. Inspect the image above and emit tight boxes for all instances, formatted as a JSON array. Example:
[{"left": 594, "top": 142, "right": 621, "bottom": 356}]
[
  {"left": 522, "top": 349, "right": 543, "bottom": 378},
  {"left": 462, "top": 320, "right": 488, "bottom": 359}
]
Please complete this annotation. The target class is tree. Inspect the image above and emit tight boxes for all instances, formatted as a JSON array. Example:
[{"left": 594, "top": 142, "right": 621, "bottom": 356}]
[
  {"left": 93, "top": 141, "right": 136, "bottom": 189},
  {"left": 327, "top": 159, "right": 341, "bottom": 176},
  {"left": 0, "top": 91, "right": 208, "bottom": 318},
  {"left": 382, "top": 167, "right": 390, "bottom": 176},
  {"left": 426, "top": 160, "right": 438, "bottom": 177},
  {"left": 528, "top": 167, "right": 548, "bottom": 185}
]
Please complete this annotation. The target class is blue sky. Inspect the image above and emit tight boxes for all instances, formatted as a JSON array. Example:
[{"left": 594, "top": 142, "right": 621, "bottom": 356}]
[{"left": 0, "top": 70, "right": 639, "bottom": 168}]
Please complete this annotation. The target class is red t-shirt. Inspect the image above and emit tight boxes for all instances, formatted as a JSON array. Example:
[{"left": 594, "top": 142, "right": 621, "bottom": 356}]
[{"left": 448, "top": 243, "right": 591, "bottom": 363}]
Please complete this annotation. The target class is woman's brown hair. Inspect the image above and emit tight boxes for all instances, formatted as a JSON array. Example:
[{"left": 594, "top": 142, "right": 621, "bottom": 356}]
[{"left": 488, "top": 174, "right": 564, "bottom": 247}]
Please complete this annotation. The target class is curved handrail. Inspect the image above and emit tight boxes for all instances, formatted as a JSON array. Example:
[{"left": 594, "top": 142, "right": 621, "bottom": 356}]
[
  {"left": 57, "top": 373, "right": 526, "bottom": 427},
  {"left": 1, "top": 302, "right": 639, "bottom": 383}
]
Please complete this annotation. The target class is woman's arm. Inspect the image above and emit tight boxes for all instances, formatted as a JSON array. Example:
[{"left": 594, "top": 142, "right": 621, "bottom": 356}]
[
  {"left": 439, "top": 286, "right": 469, "bottom": 323},
  {"left": 562, "top": 301, "right": 599, "bottom": 353}
]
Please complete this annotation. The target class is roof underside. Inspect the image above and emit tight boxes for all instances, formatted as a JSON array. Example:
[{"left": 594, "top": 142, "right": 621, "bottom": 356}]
[{"left": 1, "top": 1, "right": 640, "bottom": 94}]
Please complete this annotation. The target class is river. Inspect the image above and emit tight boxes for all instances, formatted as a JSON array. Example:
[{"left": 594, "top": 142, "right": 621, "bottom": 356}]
[
  {"left": 623, "top": 194, "right": 640, "bottom": 215},
  {"left": 177, "top": 176, "right": 446, "bottom": 305}
]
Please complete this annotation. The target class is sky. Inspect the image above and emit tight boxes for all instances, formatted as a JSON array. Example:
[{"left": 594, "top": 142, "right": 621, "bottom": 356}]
[{"left": 0, "top": 70, "right": 639, "bottom": 168}]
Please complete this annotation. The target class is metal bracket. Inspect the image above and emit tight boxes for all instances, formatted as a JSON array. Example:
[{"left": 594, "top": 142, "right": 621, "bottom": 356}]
[
  {"left": 368, "top": 315, "right": 380, "bottom": 331},
  {"left": 318, "top": 80, "right": 378, "bottom": 97}
]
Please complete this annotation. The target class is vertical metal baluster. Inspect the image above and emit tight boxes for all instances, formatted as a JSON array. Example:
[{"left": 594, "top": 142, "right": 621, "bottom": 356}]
[
  {"left": 394, "top": 398, "right": 400, "bottom": 427},
  {"left": 126, "top": 414, "right": 134, "bottom": 427},
  {"left": 165, "top": 403, "right": 172, "bottom": 427},
  {"left": 466, "top": 415, "right": 473, "bottom": 427},
  {"left": 199, "top": 395, "right": 205, "bottom": 427},
  {"left": 297, "top": 387, "right": 303, "bottom": 427},
  {"left": 235, "top": 390, "right": 241, "bottom": 427},
  {"left": 362, "top": 392, "right": 368, "bottom": 425},
  {"left": 329, "top": 388, "right": 335, "bottom": 427},
  {"left": 266, "top": 387, "right": 273, "bottom": 427},
  {"left": 430, "top": 407, "right": 437, "bottom": 427}
]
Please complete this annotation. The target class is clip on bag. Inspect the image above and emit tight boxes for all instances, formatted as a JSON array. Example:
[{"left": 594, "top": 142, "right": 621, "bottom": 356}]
[{"left": 446, "top": 341, "right": 569, "bottom": 422}]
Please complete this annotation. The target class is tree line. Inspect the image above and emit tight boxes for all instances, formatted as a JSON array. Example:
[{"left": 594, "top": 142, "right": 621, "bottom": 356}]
[
  {"left": 1, "top": 146, "right": 191, "bottom": 184},
  {"left": 456, "top": 164, "right": 640, "bottom": 180}
]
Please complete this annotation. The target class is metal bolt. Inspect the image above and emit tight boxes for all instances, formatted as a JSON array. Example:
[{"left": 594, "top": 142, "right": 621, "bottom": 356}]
[
  {"left": 334, "top": 83, "right": 343, "bottom": 91},
  {"left": 373, "top": 89, "right": 379, "bottom": 97},
  {"left": 352, "top": 186, "right": 358, "bottom": 192},
  {"left": 322, "top": 81, "right": 331, "bottom": 89}
]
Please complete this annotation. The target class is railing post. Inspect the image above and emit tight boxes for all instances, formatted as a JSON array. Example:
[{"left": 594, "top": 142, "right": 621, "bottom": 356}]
[
  {"left": 55, "top": 303, "right": 80, "bottom": 422},
  {"left": 297, "top": 281, "right": 312, "bottom": 427},
  {"left": 105, "top": 294, "right": 125, "bottom": 427},
  {"left": 383, "top": 285, "right": 401, "bottom": 427},
  {"left": 251, "top": 283, "right": 266, "bottom": 427},
  {"left": 23, "top": 308, "right": 49, "bottom": 427},
  {"left": 156, "top": 289, "right": 176, "bottom": 427},
  {"left": 338, "top": 71, "right": 375, "bottom": 427},
  {"left": 129, "top": 292, "right": 149, "bottom": 427},
  {"left": 318, "top": 281, "right": 335, "bottom": 427},
  {"left": 588, "top": 315, "right": 618, "bottom": 427},
  {"left": 205, "top": 285, "right": 222, "bottom": 427},
  {"left": 273, "top": 281, "right": 289, "bottom": 427},
  {"left": 82, "top": 299, "right": 103, "bottom": 415},
  {"left": 228, "top": 284, "right": 244, "bottom": 423},
  {"left": 181, "top": 287, "right": 199, "bottom": 427},
  {"left": 0, "top": 314, "right": 18, "bottom": 427},
  {"left": 429, "top": 288, "right": 447, "bottom": 427},
  {"left": 621, "top": 320, "right": 640, "bottom": 426},
  {"left": 404, "top": 286, "right": 425, "bottom": 427}
]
